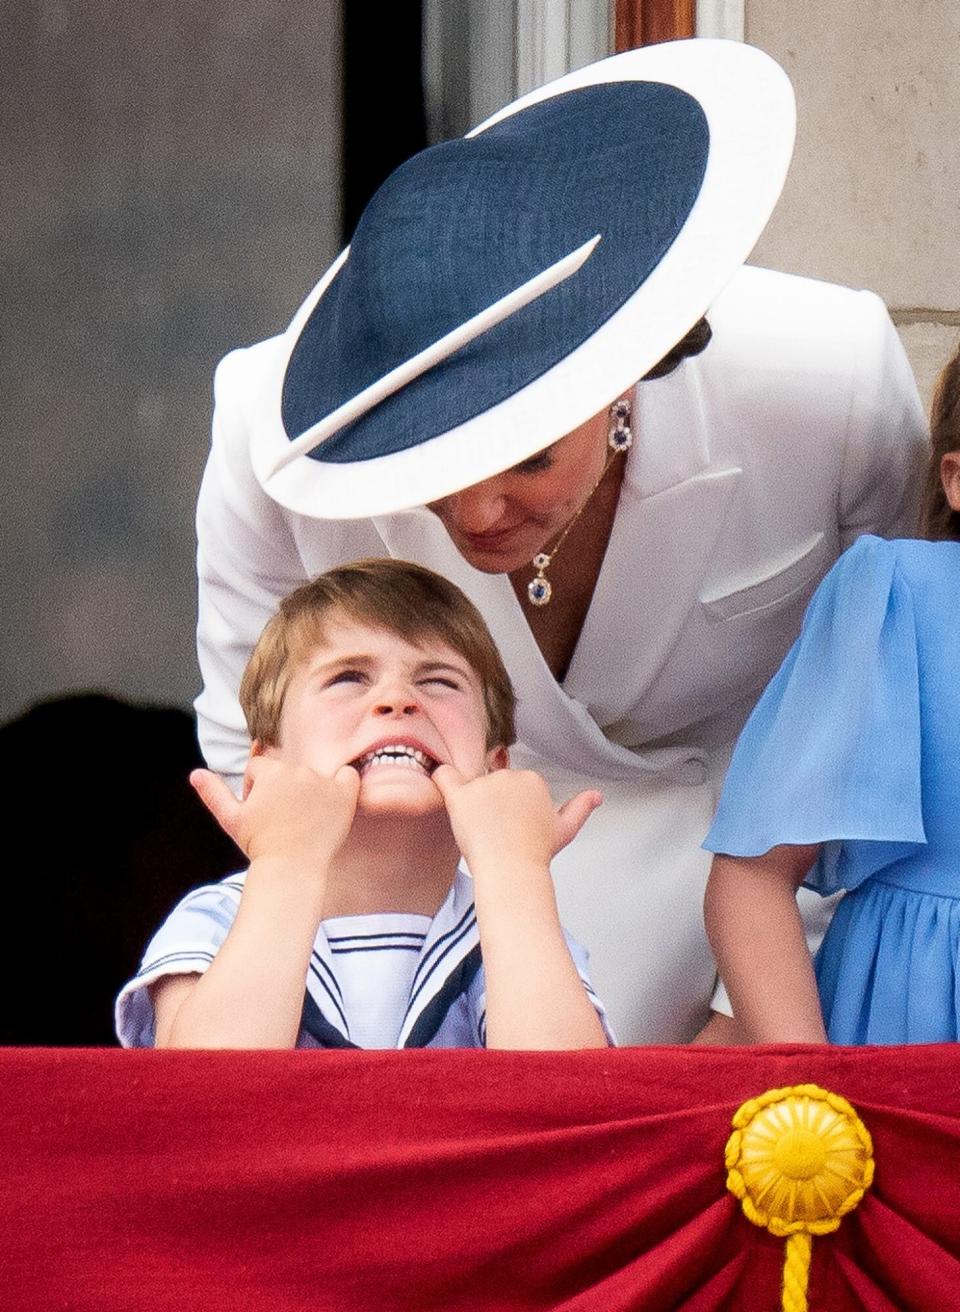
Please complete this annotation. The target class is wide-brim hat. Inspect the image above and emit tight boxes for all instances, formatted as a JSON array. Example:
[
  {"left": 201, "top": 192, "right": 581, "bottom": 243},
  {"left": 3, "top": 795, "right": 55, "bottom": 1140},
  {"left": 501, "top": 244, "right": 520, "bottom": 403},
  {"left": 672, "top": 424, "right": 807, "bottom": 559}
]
[{"left": 253, "top": 38, "right": 795, "bottom": 520}]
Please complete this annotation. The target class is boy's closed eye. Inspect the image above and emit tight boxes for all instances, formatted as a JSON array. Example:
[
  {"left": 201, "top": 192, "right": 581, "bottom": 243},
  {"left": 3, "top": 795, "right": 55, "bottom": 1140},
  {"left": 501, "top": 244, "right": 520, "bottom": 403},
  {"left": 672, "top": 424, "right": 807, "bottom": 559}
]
[
  {"left": 322, "top": 669, "right": 463, "bottom": 692},
  {"left": 326, "top": 668, "right": 366, "bottom": 686}
]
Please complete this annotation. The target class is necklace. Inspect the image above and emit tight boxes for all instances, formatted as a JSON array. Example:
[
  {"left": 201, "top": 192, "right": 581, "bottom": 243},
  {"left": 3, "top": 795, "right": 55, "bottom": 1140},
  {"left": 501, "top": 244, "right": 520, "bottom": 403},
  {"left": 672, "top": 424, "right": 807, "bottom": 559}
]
[{"left": 526, "top": 396, "right": 632, "bottom": 607}]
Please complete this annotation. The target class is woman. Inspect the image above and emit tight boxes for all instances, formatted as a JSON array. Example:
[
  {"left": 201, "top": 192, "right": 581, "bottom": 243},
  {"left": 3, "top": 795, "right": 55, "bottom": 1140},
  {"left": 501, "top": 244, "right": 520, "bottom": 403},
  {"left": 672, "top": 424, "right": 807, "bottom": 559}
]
[{"left": 195, "top": 40, "right": 926, "bottom": 1042}]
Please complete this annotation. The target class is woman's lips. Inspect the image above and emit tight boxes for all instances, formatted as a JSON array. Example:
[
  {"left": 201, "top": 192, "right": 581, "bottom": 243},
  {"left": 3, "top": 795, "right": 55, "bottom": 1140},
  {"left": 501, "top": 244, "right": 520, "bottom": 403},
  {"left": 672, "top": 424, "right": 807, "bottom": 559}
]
[{"left": 460, "top": 524, "right": 526, "bottom": 553}]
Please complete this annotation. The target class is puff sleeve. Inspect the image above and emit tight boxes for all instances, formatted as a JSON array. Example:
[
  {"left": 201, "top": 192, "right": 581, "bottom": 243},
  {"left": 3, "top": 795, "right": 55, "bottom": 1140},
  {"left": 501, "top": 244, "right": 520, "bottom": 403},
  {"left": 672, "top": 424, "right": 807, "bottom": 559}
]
[{"left": 704, "top": 536, "right": 926, "bottom": 893}]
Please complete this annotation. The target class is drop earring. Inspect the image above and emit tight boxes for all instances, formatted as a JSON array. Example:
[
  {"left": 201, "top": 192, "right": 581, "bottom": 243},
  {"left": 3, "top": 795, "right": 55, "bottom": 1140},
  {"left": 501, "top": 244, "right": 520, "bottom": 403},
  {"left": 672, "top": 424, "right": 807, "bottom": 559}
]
[{"left": 608, "top": 396, "right": 632, "bottom": 452}]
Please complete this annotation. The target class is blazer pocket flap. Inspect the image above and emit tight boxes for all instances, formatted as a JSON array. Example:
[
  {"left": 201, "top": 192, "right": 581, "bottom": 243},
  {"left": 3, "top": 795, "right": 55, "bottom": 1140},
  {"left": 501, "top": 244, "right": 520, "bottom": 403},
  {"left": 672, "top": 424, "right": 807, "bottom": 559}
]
[{"left": 701, "top": 533, "right": 830, "bottom": 621}]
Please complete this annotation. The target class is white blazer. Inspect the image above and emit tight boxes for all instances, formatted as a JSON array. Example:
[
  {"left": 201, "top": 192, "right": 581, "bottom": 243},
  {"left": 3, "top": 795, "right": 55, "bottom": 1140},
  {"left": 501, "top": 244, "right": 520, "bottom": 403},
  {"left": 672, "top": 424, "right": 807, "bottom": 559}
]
[{"left": 195, "top": 265, "right": 928, "bottom": 1043}]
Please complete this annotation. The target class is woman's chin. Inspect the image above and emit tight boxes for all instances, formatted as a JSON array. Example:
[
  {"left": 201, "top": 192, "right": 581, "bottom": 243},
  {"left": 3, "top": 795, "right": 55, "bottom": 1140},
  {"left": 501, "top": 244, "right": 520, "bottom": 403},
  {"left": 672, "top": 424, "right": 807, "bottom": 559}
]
[{"left": 442, "top": 526, "right": 548, "bottom": 575}]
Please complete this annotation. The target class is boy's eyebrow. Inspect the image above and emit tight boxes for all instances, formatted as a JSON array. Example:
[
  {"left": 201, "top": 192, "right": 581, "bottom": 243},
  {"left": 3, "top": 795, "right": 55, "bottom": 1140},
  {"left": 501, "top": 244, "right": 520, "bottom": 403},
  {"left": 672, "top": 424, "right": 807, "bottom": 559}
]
[
  {"left": 305, "top": 653, "right": 474, "bottom": 681},
  {"left": 413, "top": 658, "right": 474, "bottom": 680},
  {"left": 307, "top": 653, "right": 375, "bottom": 677}
]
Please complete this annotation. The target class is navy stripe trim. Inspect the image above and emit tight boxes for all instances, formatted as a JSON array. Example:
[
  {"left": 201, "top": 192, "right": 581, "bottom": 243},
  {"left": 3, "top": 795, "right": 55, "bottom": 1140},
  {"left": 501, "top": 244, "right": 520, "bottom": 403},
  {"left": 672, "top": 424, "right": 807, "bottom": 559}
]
[
  {"left": 330, "top": 943, "right": 423, "bottom": 955},
  {"left": 404, "top": 945, "right": 483, "bottom": 1048},
  {"left": 309, "top": 950, "right": 345, "bottom": 1004},
  {"left": 410, "top": 904, "right": 477, "bottom": 1000},
  {"left": 326, "top": 931, "right": 428, "bottom": 945},
  {"left": 408, "top": 913, "right": 477, "bottom": 1010},
  {"left": 300, "top": 991, "right": 358, "bottom": 1049},
  {"left": 306, "top": 960, "right": 349, "bottom": 1031}
]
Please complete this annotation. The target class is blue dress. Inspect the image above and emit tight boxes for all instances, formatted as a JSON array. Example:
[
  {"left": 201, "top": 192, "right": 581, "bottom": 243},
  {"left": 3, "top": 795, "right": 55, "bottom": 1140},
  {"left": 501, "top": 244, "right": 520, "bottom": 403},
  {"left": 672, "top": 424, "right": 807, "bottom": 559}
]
[{"left": 704, "top": 535, "right": 960, "bottom": 1044}]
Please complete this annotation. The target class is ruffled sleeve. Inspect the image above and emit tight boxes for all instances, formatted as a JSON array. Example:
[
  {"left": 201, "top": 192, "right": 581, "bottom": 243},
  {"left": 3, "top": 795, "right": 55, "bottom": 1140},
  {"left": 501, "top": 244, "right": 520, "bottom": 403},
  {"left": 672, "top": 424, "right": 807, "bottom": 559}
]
[{"left": 704, "top": 536, "right": 926, "bottom": 893}]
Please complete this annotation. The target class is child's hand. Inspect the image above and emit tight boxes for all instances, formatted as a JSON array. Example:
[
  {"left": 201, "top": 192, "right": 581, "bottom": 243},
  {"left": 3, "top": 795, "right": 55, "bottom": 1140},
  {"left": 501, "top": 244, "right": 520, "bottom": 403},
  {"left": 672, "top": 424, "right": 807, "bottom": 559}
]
[
  {"left": 432, "top": 765, "right": 601, "bottom": 875},
  {"left": 190, "top": 758, "right": 360, "bottom": 868}
]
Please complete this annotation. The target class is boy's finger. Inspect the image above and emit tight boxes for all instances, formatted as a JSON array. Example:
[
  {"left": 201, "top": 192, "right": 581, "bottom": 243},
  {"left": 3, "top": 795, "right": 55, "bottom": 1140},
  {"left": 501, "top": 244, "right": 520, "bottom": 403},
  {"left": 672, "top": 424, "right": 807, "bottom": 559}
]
[
  {"left": 430, "top": 763, "right": 465, "bottom": 800},
  {"left": 334, "top": 764, "right": 362, "bottom": 799},
  {"left": 555, "top": 789, "right": 603, "bottom": 851},
  {"left": 190, "top": 768, "right": 243, "bottom": 842}
]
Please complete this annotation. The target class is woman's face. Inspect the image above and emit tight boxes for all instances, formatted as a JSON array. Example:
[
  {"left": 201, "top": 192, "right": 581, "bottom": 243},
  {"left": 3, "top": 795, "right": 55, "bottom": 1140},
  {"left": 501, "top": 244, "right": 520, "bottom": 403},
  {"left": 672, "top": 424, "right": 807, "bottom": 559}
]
[{"left": 428, "top": 407, "right": 611, "bottom": 574}]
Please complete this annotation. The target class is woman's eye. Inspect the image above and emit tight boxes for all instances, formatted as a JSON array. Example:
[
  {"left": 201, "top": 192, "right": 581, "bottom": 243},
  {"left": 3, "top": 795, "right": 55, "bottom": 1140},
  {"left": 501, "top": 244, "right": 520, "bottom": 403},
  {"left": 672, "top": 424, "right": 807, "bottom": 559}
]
[
  {"left": 421, "top": 677, "right": 459, "bottom": 690},
  {"left": 512, "top": 450, "right": 553, "bottom": 475}
]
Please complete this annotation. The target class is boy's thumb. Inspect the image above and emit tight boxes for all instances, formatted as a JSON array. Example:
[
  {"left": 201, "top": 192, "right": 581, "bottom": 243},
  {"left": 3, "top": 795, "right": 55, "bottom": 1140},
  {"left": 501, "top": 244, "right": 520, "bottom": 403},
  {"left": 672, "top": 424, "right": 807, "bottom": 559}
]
[
  {"left": 555, "top": 789, "right": 603, "bottom": 852},
  {"left": 190, "top": 768, "right": 243, "bottom": 843}
]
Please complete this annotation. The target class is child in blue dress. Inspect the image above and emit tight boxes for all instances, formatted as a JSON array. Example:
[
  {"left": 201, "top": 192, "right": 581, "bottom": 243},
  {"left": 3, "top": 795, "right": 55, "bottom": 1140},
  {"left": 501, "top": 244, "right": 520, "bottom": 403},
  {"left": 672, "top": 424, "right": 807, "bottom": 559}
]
[{"left": 703, "top": 346, "right": 960, "bottom": 1044}]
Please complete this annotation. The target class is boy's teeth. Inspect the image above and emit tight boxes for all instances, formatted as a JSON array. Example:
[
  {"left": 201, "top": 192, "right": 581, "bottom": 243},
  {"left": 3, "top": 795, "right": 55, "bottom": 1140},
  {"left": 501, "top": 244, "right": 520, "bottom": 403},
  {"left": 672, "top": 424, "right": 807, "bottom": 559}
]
[{"left": 359, "top": 745, "right": 434, "bottom": 772}]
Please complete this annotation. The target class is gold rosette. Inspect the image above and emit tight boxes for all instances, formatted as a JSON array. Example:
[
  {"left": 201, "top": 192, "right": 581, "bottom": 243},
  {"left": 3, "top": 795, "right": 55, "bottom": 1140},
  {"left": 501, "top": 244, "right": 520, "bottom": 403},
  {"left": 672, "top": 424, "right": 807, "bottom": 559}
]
[{"left": 725, "top": 1084, "right": 874, "bottom": 1312}]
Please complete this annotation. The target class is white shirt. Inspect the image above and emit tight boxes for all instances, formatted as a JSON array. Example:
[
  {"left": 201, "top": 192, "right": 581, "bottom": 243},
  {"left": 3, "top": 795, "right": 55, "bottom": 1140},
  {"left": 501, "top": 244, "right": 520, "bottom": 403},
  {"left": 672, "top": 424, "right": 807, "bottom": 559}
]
[{"left": 115, "top": 869, "right": 611, "bottom": 1049}]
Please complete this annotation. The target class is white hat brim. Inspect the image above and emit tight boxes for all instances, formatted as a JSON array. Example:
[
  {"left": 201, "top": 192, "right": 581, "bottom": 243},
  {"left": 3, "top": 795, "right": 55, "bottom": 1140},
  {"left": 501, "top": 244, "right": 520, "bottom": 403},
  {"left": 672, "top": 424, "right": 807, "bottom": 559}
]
[{"left": 253, "top": 39, "right": 795, "bottom": 520}]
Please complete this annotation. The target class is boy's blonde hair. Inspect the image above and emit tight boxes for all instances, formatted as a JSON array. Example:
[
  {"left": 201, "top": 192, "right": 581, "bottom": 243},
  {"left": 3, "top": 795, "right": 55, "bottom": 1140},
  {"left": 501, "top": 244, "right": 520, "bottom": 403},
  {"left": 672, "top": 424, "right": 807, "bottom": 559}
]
[{"left": 240, "top": 559, "right": 517, "bottom": 750}]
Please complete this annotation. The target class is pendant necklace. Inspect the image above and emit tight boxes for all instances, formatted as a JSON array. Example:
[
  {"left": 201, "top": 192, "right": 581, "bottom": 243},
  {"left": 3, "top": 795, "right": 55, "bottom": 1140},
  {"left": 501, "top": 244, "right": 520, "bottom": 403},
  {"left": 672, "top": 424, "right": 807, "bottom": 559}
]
[{"left": 526, "top": 396, "right": 633, "bottom": 607}]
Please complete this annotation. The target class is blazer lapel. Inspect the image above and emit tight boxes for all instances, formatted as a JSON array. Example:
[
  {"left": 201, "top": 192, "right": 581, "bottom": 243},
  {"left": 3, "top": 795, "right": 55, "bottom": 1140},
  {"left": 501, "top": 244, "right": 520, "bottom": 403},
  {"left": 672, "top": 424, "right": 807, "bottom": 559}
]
[
  {"left": 565, "top": 365, "right": 742, "bottom": 731},
  {"left": 374, "top": 368, "right": 740, "bottom": 785},
  {"left": 375, "top": 510, "right": 675, "bottom": 780}
]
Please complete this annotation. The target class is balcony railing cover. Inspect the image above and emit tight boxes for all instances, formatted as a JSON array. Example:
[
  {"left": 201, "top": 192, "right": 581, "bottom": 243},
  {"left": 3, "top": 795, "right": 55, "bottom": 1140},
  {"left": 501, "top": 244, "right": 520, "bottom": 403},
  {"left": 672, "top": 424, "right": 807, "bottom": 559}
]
[{"left": 2, "top": 1044, "right": 958, "bottom": 1310}]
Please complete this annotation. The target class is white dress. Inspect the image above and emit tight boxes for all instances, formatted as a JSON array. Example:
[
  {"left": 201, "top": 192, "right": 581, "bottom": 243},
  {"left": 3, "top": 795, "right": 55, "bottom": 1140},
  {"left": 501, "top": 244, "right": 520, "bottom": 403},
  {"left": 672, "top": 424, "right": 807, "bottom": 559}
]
[{"left": 194, "top": 265, "right": 927, "bottom": 1043}]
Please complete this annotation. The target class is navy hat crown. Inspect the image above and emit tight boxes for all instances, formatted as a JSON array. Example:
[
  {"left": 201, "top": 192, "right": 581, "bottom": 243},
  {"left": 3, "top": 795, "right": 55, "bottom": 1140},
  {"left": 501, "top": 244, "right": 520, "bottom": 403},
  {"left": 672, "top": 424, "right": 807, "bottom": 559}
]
[
  {"left": 282, "top": 81, "right": 709, "bottom": 463},
  {"left": 256, "top": 41, "right": 796, "bottom": 520}
]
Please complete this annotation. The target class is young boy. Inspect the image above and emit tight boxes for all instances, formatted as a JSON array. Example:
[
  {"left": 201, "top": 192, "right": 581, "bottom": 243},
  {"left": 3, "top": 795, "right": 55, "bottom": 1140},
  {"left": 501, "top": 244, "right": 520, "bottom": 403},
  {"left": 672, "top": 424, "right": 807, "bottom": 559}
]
[{"left": 116, "top": 559, "right": 611, "bottom": 1050}]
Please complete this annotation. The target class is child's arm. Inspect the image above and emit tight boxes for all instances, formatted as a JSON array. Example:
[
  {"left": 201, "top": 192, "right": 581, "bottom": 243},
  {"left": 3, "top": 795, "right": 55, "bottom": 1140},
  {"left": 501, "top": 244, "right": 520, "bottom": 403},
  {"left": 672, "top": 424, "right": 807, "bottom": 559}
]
[
  {"left": 433, "top": 765, "right": 607, "bottom": 1049},
  {"left": 703, "top": 845, "right": 827, "bottom": 1044},
  {"left": 152, "top": 757, "right": 359, "bottom": 1049}
]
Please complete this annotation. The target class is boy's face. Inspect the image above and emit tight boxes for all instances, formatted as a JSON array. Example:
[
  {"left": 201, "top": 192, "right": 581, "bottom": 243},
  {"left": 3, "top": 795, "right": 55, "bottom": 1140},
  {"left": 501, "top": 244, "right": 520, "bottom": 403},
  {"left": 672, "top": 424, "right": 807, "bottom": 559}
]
[{"left": 263, "top": 615, "right": 506, "bottom": 816}]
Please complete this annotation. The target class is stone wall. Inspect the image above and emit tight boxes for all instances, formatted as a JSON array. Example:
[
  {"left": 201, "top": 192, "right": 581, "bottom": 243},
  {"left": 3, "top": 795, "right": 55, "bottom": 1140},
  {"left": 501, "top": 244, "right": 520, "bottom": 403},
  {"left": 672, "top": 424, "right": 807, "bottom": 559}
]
[
  {"left": 744, "top": 1, "right": 960, "bottom": 411},
  {"left": 3, "top": 1, "right": 342, "bottom": 722}
]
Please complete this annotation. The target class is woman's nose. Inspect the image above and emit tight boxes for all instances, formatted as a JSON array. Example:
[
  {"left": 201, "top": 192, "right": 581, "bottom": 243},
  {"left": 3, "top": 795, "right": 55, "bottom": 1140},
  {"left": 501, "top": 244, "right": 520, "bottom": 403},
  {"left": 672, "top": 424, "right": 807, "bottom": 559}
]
[{"left": 433, "top": 479, "right": 507, "bottom": 534}]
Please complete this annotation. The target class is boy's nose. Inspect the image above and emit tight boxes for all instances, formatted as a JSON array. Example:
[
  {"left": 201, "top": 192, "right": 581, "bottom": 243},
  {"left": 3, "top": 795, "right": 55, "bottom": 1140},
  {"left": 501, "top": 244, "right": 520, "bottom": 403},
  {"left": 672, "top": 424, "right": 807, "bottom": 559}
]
[{"left": 372, "top": 694, "right": 419, "bottom": 717}]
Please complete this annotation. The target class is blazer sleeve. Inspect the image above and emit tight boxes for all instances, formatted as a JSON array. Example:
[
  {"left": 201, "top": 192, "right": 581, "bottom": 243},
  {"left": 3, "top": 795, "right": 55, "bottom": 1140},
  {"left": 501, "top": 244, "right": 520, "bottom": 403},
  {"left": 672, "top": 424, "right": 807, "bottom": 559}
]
[
  {"left": 837, "top": 291, "right": 928, "bottom": 547},
  {"left": 195, "top": 345, "right": 393, "bottom": 790}
]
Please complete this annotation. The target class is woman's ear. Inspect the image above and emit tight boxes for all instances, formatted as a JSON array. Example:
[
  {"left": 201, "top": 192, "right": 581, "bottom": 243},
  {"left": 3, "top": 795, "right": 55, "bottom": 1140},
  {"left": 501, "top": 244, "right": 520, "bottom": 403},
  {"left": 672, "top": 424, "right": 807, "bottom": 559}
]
[
  {"left": 486, "top": 746, "right": 510, "bottom": 772},
  {"left": 942, "top": 452, "right": 960, "bottom": 511}
]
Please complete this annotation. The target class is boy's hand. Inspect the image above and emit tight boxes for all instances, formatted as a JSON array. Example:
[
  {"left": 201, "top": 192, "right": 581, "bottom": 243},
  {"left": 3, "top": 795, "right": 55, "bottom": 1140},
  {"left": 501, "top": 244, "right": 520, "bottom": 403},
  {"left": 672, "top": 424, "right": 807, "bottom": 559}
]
[
  {"left": 190, "top": 758, "right": 360, "bottom": 868},
  {"left": 432, "top": 765, "right": 601, "bottom": 874}
]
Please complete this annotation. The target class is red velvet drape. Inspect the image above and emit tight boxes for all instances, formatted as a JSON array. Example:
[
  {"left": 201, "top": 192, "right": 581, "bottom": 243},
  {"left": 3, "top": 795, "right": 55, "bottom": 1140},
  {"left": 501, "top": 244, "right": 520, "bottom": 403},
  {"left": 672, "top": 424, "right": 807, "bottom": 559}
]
[{"left": 2, "top": 1046, "right": 959, "bottom": 1311}]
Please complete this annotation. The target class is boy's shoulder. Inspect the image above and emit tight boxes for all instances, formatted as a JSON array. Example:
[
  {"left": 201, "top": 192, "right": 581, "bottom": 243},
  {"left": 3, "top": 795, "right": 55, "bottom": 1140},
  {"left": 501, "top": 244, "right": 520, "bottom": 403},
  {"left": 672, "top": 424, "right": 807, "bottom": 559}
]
[
  {"left": 144, "top": 871, "right": 249, "bottom": 948},
  {"left": 181, "top": 870, "right": 249, "bottom": 907}
]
